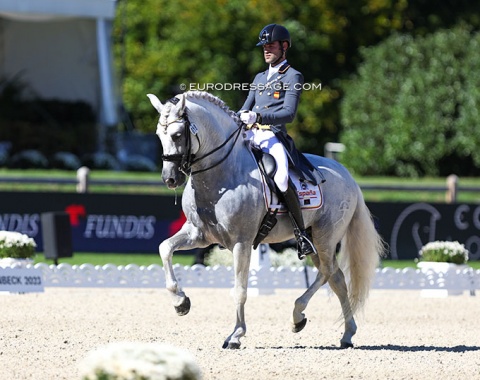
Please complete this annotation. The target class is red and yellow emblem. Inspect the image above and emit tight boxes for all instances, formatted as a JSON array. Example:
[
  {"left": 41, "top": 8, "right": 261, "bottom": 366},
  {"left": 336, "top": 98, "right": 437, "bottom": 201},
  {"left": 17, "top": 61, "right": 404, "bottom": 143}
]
[{"left": 273, "top": 91, "right": 280, "bottom": 99}]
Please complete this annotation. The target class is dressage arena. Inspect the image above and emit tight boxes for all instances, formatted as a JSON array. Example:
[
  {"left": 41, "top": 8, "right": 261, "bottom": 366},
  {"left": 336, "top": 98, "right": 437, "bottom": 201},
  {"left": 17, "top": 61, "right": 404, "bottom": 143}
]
[{"left": 1, "top": 287, "right": 479, "bottom": 379}]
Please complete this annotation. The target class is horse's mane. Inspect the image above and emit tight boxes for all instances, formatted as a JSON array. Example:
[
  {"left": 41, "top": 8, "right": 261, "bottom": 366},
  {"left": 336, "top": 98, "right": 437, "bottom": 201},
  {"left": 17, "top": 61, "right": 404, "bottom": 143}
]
[{"left": 184, "top": 91, "right": 243, "bottom": 127}]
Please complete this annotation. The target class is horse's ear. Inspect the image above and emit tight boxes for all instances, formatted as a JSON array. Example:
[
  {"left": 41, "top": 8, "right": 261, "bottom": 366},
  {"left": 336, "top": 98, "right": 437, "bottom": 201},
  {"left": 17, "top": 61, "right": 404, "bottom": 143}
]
[
  {"left": 147, "top": 94, "right": 163, "bottom": 114},
  {"left": 178, "top": 94, "right": 186, "bottom": 113}
]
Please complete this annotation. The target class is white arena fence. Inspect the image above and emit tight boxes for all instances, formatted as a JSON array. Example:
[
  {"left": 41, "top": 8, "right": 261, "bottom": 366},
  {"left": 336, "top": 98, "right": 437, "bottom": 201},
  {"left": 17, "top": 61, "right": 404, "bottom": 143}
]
[{"left": 30, "top": 262, "right": 479, "bottom": 295}]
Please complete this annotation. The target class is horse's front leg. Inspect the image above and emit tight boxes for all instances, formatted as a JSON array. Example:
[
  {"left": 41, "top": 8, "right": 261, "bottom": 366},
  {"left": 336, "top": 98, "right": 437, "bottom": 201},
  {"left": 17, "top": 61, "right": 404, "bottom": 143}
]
[
  {"left": 223, "top": 242, "right": 251, "bottom": 349},
  {"left": 159, "top": 224, "right": 202, "bottom": 316}
]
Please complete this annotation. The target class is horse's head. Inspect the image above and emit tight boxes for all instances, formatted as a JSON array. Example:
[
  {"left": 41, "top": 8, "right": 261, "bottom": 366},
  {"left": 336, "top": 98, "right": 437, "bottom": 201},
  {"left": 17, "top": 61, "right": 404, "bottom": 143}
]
[
  {"left": 148, "top": 91, "right": 244, "bottom": 189},
  {"left": 147, "top": 93, "right": 197, "bottom": 189}
]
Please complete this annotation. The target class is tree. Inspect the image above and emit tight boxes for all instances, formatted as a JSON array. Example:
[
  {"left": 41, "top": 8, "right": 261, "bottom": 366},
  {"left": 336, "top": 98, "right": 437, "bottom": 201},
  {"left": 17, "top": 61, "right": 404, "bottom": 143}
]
[
  {"left": 113, "top": 0, "right": 407, "bottom": 151},
  {"left": 340, "top": 25, "right": 480, "bottom": 177},
  {"left": 112, "top": 0, "right": 480, "bottom": 159}
]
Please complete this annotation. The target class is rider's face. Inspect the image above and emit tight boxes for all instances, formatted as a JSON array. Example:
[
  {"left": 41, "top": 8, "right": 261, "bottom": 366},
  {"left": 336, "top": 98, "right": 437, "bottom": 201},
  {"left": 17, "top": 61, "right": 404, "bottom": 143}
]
[{"left": 263, "top": 41, "right": 285, "bottom": 66}]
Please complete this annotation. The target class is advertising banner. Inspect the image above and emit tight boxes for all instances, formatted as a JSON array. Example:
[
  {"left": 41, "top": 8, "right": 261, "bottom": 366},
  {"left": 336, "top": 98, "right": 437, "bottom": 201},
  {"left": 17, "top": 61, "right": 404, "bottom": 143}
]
[
  {"left": 0, "top": 192, "right": 478, "bottom": 260},
  {"left": 367, "top": 202, "right": 480, "bottom": 260},
  {"left": 0, "top": 192, "right": 184, "bottom": 253}
]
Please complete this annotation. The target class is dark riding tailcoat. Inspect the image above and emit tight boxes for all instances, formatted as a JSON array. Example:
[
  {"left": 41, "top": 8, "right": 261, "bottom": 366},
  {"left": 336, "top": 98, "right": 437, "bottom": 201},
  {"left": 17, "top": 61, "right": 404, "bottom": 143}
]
[{"left": 240, "top": 62, "right": 323, "bottom": 185}]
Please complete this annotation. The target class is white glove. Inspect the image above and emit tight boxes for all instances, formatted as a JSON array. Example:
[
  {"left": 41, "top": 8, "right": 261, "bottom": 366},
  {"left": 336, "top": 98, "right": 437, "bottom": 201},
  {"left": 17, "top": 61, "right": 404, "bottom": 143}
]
[{"left": 240, "top": 111, "right": 258, "bottom": 125}]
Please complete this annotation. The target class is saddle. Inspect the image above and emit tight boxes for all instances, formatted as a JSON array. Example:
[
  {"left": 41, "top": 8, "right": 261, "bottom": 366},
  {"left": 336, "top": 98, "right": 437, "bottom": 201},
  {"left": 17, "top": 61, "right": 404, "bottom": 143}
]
[{"left": 250, "top": 146, "right": 323, "bottom": 248}]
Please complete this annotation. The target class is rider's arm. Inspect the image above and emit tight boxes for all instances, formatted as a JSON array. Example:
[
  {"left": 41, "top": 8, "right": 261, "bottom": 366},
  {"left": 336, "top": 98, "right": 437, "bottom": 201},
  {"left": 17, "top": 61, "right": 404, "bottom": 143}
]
[{"left": 239, "top": 73, "right": 263, "bottom": 113}]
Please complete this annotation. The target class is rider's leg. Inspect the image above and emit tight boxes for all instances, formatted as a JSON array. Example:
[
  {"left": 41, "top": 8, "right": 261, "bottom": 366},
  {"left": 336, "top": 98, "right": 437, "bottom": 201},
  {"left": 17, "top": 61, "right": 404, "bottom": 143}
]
[
  {"left": 281, "top": 181, "right": 316, "bottom": 259},
  {"left": 268, "top": 139, "right": 289, "bottom": 193},
  {"left": 266, "top": 137, "right": 316, "bottom": 259}
]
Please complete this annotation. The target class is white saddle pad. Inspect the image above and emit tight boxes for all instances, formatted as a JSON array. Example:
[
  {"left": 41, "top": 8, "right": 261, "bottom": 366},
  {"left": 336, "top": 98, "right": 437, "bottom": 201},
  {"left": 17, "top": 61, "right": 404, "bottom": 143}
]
[{"left": 260, "top": 170, "right": 324, "bottom": 213}]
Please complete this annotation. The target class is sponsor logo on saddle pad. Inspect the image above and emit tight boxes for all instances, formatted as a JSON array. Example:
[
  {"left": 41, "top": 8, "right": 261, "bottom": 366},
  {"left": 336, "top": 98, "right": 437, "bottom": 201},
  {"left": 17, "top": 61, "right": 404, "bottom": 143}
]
[{"left": 261, "top": 172, "right": 324, "bottom": 212}]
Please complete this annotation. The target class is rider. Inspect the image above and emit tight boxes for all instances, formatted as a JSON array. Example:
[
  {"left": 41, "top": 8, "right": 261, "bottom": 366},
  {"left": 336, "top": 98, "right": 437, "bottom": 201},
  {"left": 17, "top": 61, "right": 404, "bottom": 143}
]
[{"left": 239, "top": 23, "right": 323, "bottom": 259}]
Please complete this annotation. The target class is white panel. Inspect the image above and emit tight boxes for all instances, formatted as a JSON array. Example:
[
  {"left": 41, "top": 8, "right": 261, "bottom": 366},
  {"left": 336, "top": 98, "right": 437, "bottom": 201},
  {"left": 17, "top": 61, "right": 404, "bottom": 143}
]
[
  {"left": 0, "top": 0, "right": 117, "bottom": 20},
  {"left": 2, "top": 18, "right": 99, "bottom": 107}
]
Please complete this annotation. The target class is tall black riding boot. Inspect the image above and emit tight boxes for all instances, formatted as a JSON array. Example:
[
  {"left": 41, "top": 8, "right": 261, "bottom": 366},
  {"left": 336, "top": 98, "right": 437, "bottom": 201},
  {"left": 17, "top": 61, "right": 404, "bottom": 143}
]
[{"left": 282, "top": 185, "right": 317, "bottom": 260}]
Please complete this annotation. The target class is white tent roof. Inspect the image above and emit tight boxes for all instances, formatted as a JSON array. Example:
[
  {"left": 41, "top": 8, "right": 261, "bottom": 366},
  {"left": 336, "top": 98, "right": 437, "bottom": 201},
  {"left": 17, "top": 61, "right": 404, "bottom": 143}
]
[
  {"left": 0, "top": 0, "right": 116, "bottom": 20},
  {"left": 0, "top": 0, "right": 118, "bottom": 126}
]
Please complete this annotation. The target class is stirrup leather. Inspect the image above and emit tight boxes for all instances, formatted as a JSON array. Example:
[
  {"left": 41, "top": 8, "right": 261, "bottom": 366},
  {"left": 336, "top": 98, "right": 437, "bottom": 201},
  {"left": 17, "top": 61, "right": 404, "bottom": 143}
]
[{"left": 253, "top": 209, "right": 278, "bottom": 249}]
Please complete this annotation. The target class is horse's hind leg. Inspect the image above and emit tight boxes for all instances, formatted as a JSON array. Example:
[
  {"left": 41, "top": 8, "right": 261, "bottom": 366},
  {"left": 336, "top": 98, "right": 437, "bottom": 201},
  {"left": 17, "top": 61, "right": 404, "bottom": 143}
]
[
  {"left": 328, "top": 267, "right": 357, "bottom": 348},
  {"left": 291, "top": 254, "right": 327, "bottom": 333}
]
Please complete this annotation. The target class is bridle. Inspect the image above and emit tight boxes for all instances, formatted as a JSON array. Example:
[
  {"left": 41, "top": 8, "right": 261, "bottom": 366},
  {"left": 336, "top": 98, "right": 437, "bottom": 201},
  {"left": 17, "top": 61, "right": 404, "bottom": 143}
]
[{"left": 160, "top": 98, "right": 243, "bottom": 176}]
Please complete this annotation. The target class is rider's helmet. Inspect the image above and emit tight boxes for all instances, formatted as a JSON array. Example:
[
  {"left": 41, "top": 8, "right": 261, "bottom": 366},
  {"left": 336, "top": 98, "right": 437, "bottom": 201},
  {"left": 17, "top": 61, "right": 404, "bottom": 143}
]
[{"left": 256, "top": 24, "right": 291, "bottom": 48}]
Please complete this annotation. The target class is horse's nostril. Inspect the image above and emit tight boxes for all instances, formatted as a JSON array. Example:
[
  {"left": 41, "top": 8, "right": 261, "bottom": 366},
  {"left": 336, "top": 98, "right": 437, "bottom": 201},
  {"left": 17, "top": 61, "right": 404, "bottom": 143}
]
[{"left": 165, "top": 178, "right": 176, "bottom": 187}]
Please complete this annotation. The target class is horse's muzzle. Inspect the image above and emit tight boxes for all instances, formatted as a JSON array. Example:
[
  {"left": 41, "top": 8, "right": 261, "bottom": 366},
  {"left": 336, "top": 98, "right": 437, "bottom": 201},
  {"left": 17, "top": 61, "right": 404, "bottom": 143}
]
[
  {"left": 162, "top": 167, "right": 186, "bottom": 189},
  {"left": 164, "top": 177, "right": 179, "bottom": 189}
]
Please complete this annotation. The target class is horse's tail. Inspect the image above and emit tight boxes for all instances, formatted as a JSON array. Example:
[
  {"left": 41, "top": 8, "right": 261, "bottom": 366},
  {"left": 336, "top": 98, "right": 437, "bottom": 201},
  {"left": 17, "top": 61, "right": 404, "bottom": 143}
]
[{"left": 338, "top": 186, "right": 385, "bottom": 317}]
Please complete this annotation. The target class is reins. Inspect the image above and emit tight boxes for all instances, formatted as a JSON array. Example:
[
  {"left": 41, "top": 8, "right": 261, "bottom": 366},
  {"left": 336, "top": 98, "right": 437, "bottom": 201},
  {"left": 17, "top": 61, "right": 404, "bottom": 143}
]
[{"left": 190, "top": 124, "right": 243, "bottom": 175}]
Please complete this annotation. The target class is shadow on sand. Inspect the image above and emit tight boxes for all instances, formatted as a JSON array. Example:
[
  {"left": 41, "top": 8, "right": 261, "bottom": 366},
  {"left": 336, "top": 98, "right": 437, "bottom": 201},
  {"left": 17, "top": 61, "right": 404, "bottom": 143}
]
[{"left": 257, "top": 344, "right": 480, "bottom": 353}]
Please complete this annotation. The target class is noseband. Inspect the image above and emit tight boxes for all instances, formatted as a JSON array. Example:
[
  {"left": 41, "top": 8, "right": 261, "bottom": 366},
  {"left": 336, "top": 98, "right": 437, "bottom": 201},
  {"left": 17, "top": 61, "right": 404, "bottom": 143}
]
[{"left": 161, "top": 97, "right": 243, "bottom": 176}]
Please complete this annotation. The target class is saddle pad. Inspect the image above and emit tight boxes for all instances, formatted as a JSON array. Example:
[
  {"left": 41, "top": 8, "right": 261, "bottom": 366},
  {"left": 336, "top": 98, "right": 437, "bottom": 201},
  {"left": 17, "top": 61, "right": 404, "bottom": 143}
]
[{"left": 260, "top": 171, "right": 324, "bottom": 213}]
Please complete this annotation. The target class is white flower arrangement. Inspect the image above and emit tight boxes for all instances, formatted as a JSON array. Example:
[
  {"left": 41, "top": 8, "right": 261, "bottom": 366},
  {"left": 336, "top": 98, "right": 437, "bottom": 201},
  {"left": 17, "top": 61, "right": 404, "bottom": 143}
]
[
  {"left": 0, "top": 231, "right": 37, "bottom": 259},
  {"left": 418, "top": 240, "right": 469, "bottom": 265},
  {"left": 78, "top": 342, "right": 202, "bottom": 380}
]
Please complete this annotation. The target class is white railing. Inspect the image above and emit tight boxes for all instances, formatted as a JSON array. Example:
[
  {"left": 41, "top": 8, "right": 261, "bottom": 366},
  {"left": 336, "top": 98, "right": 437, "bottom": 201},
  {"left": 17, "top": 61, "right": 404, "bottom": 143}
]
[{"left": 31, "top": 263, "right": 479, "bottom": 295}]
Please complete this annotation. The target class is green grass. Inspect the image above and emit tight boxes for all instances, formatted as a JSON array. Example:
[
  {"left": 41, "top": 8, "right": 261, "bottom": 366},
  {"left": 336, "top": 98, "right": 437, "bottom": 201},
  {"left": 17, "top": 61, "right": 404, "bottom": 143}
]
[
  {"left": 357, "top": 176, "right": 480, "bottom": 203},
  {"left": 1, "top": 169, "right": 479, "bottom": 203},
  {"left": 33, "top": 252, "right": 194, "bottom": 267},
  {"left": 32, "top": 253, "right": 480, "bottom": 270},
  {"left": 0, "top": 169, "right": 172, "bottom": 194}
]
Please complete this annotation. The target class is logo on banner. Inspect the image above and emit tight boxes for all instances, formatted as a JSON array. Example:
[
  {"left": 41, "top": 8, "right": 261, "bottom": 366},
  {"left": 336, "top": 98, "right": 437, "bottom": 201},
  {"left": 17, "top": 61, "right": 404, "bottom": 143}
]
[
  {"left": 83, "top": 215, "right": 156, "bottom": 239},
  {"left": 64, "top": 204, "right": 157, "bottom": 240},
  {"left": 0, "top": 213, "right": 39, "bottom": 236}
]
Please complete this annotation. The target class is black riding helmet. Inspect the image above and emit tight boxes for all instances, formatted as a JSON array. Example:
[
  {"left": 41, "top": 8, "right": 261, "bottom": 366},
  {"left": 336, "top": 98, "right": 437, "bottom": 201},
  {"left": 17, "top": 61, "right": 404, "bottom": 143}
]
[{"left": 256, "top": 24, "right": 291, "bottom": 47}]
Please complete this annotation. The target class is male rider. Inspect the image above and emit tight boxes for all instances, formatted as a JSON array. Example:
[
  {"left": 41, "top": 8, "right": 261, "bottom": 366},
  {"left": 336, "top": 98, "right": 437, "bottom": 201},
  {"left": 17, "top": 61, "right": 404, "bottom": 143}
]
[{"left": 239, "top": 23, "right": 323, "bottom": 259}]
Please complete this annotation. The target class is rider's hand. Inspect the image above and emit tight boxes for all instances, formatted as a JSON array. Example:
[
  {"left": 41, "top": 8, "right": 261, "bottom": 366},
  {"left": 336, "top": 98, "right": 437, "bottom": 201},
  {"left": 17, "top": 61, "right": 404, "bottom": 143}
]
[{"left": 240, "top": 111, "right": 258, "bottom": 125}]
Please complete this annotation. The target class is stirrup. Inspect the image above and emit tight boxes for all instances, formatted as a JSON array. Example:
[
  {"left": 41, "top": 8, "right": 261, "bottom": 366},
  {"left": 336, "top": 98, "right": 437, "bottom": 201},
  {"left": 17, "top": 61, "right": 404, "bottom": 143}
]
[{"left": 295, "top": 231, "right": 317, "bottom": 260}]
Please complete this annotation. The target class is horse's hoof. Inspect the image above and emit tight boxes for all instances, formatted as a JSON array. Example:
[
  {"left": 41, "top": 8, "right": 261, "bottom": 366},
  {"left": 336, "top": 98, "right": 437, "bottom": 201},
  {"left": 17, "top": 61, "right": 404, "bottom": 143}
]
[
  {"left": 340, "top": 341, "right": 354, "bottom": 349},
  {"left": 222, "top": 341, "right": 241, "bottom": 349},
  {"left": 292, "top": 318, "right": 307, "bottom": 333},
  {"left": 174, "top": 297, "right": 191, "bottom": 316}
]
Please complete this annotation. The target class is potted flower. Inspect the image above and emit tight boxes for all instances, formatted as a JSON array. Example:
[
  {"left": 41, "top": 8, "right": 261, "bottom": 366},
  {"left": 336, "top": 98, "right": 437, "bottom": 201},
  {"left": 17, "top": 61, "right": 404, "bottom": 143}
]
[
  {"left": 0, "top": 231, "right": 37, "bottom": 268},
  {"left": 418, "top": 240, "right": 469, "bottom": 265},
  {"left": 78, "top": 342, "right": 202, "bottom": 380},
  {"left": 417, "top": 240, "right": 469, "bottom": 297}
]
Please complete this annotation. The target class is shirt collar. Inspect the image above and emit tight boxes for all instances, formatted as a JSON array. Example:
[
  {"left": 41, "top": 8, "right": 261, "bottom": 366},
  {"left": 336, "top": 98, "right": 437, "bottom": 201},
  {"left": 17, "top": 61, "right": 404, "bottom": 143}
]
[{"left": 267, "top": 59, "right": 287, "bottom": 79}]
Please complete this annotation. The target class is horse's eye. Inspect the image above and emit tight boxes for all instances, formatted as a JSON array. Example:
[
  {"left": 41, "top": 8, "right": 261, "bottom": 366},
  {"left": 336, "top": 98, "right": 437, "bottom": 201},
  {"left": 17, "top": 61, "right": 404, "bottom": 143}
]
[{"left": 172, "top": 132, "right": 182, "bottom": 141}]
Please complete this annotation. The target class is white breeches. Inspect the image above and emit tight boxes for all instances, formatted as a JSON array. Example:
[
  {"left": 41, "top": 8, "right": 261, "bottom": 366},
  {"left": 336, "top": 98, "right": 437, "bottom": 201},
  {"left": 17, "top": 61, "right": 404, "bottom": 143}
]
[{"left": 244, "top": 128, "right": 289, "bottom": 192}]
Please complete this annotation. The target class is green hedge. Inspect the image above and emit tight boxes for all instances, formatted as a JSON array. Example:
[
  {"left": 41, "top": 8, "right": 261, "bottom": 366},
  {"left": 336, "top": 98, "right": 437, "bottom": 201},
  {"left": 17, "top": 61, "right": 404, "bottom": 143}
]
[{"left": 340, "top": 25, "right": 480, "bottom": 177}]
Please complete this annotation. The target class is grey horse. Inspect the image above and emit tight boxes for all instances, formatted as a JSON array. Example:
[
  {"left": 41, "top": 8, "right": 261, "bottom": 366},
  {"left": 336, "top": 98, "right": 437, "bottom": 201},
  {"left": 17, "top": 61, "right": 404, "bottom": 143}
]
[{"left": 147, "top": 91, "right": 384, "bottom": 349}]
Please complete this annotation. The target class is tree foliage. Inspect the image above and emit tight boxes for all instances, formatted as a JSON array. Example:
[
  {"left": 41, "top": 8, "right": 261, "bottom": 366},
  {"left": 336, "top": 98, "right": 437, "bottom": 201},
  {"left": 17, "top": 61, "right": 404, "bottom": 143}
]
[
  {"left": 340, "top": 25, "right": 480, "bottom": 177},
  {"left": 113, "top": 0, "right": 480, "bottom": 161},
  {"left": 113, "top": 0, "right": 408, "bottom": 148}
]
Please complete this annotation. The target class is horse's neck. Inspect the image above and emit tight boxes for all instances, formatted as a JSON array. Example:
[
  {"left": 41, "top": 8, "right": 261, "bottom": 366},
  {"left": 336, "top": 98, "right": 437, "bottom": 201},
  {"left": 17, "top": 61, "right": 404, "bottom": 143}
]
[
  {"left": 189, "top": 100, "right": 243, "bottom": 162},
  {"left": 188, "top": 110, "right": 252, "bottom": 190},
  {"left": 183, "top": 95, "right": 258, "bottom": 190},
  {"left": 191, "top": 128, "right": 247, "bottom": 183}
]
